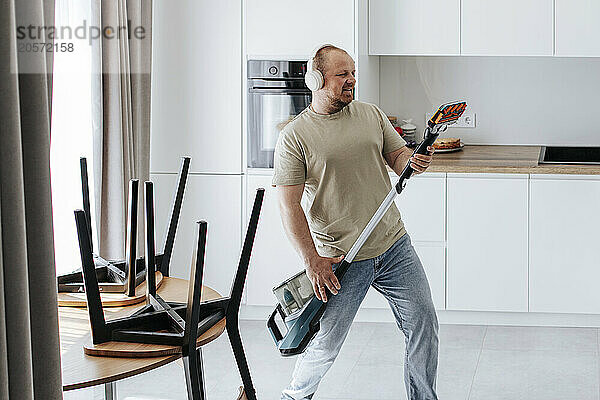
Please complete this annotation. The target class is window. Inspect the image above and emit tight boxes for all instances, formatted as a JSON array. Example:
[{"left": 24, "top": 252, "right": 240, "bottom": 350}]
[{"left": 50, "top": 0, "right": 99, "bottom": 275}]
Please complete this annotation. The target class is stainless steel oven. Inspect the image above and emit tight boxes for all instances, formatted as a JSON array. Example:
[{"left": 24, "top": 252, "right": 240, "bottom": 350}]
[{"left": 247, "top": 60, "right": 311, "bottom": 168}]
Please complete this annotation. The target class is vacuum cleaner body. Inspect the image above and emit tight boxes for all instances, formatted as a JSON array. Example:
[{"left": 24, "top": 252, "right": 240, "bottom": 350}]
[{"left": 268, "top": 101, "right": 467, "bottom": 356}]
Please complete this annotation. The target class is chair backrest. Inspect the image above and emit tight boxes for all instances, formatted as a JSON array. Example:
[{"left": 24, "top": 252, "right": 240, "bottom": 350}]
[
  {"left": 79, "top": 157, "right": 93, "bottom": 253},
  {"left": 144, "top": 181, "right": 157, "bottom": 300},
  {"left": 126, "top": 179, "right": 139, "bottom": 296},
  {"left": 227, "top": 188, "right": 265, "bottom": 318},
  {"left": 77, "top": 156, "right": 191, "bottom": 278},
  {"left": 74, "top": 209, "right": 109, "bottom": 344},
  {"left": 182, "top": 220, "right": 208, "bottom": 356},
  {"left": 160, "top": 157, "right": 191, "bottom": 276}
]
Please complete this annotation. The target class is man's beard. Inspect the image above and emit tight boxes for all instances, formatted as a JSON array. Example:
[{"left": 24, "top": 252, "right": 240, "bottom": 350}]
[{"left": 325, "top": 91, "right": 352, "bottom": 114}]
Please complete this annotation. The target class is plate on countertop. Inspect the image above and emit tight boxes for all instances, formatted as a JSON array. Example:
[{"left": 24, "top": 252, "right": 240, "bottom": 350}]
[{"left": 434, "top": 142, "right": 464, "bottom": 153}]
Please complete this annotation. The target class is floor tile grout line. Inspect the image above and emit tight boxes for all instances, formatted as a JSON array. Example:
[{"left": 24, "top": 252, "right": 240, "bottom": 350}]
[
  {"left": 466, "top": 325, "right": 487, "bottom": 400},
  {"left": 333, "top": 323, "right": 407, "bottom": 399},
  {"left": 318, "top": 323, "right": 377, "bottom": 399},
  {"left": 322, "top": 348, "right": 364, "bottom": 400},
  {"left": 109, "top": 322, "right": 600, "bottom": 400},
  {"left": 471, "top": 324, "right": 600, "bottom": 354},
  {"left": 335, "top": 357, "right": 362, "bottom": 399}
]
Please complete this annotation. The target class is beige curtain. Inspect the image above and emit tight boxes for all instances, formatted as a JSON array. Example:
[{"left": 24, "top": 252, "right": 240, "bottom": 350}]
[
  {"left": 0, "top": 0, "right": 62, "bottom": 398},
  {"left": 95, "top": 0, "right": 153, "bottom": 260}
]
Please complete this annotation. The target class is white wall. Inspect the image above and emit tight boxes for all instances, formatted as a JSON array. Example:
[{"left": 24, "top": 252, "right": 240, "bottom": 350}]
[{"left": 379, "top": 56, "right": 600, "bottom": 146}]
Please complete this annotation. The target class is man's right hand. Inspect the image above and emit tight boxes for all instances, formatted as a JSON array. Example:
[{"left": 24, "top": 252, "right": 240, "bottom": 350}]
[{"left": 305, "top": 254, "right": 344, "bottom": 303}]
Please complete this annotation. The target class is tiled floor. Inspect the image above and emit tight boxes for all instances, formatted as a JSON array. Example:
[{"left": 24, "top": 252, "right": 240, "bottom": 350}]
[{"left": 64, "top": 320, "right": 600, "bottom": 400}]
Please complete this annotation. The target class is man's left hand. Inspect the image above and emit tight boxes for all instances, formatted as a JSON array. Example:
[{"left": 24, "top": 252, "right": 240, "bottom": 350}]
[{"left": 410, "top": 146, "right": 435, "bottom": 174}]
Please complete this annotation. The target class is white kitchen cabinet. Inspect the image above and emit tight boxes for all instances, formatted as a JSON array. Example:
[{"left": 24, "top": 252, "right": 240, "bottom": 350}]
[
  {"left": 555, "top": 0, "right": 600, "bottom": 57},
  {"left": 368, "top": 0, "right": 460, "bottom": 55},
  {"left": 416, "top": 244, "right": 445, "bottom": 310},
  {"left": 447, "top": 174, "right": 528, "bottom": 312},
  {"left": 529, "top": 176, "right": 600, "bottom": 314},
  {"left": 247, "top": 172, "right": 446, "bottom": 309},
  {"left": 362, "top": 243, "right": 445, "bottom": 310},
  {"left": 151, "top": 0, "right": 242, "bottom": 174},
  {"left": 392, "top": 173, "right": 446, "bottom": 242},
  {"left": 355, "top": 0, "right": 379, "bottom": 104},
  {"left": 356, "top": 173, "right": 446, "bottom": 310},
  {"left": 461, "top": 0, "right": 553, "bottom": 56},
  {"left": 246, "top": 0, "right": 355, "bottom": 58},
  {"left": 245, "top": 174, "right": 303, "bottom": 306},
  {"left": 151, "top": 173, "right": 242, "bottom": 296}
]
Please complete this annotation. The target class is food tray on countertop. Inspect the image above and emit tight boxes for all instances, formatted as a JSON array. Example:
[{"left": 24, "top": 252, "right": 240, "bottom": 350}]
[{"left": 434, "top": 142, "right": 464, "bottom": 153}]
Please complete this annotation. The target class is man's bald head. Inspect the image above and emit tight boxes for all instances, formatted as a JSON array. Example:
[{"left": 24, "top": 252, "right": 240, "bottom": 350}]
[{"left": 312, "top": 45, "right": 351, "bottom": 76}]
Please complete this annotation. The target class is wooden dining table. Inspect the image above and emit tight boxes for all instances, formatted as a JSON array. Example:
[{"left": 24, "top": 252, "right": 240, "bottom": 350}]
[{"left": 59, "top": 277, "right": 226, "bottom": 399}]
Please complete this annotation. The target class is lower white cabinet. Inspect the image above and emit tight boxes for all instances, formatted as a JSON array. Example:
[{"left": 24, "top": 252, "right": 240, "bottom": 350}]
[
  {"left": 246, "top": 174, "right": 303, "bottom": 306},
  {"left": 361, "top": 244, "right": 445, "bottom": 310},
  {"left": 151, "top": 173, "right": 242, "bottom": 296},
  {"left": 529, "top": 176, "right": 600, "bottom": 314},
  {"left": 363, "top": 173, "right": 447, "bottom": 310},
  {"left": 248, "top": 172, "right": 446, "bottom": 310},
  {"left": 447, "top": 174, "right": 528, "bottom": 312},
  {"left": 393, "top": 173, "right": 446, "bottom": 242},
  {"left": 245, "top": 171, "right": 600, "bottom": 317},
  {"left": 417, "top": 245, "right": 445, "bottom": 310}
]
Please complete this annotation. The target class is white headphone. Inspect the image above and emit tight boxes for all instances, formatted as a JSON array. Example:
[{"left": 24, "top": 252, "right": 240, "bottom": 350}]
[{"left": 305, "top": 44, "right": 334, "bottom": 92}]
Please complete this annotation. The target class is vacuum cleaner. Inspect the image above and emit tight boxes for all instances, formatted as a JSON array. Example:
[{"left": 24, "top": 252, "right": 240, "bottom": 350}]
[{"left": 267, "top": 100, "right": 468, "bottom": 356}]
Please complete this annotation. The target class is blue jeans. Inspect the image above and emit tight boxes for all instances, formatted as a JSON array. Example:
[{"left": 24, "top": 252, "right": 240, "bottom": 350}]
[{"left": 281, "top": 234, "right": 439, "bottom": 400}]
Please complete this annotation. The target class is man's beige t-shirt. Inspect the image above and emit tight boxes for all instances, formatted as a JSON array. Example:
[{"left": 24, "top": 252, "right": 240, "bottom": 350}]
[{"left": 272, "top": 100, "right": 407, "bottom": 261}]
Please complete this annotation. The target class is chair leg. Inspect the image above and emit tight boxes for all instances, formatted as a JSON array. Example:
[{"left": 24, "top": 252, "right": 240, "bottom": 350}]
[
  {"left": 227, "top": 322, "right": 257, "bottom": 400},
  {"left": 183, "top": 347, "right": 206, "bottom": 400},
  {"left": 104, "top": 381, "right": 116, "bottom": 400}
]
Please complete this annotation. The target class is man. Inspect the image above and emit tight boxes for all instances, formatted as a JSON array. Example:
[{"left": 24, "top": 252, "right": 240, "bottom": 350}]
[{"left": 273, "top": 44, "right": 439, "bottom": 400}]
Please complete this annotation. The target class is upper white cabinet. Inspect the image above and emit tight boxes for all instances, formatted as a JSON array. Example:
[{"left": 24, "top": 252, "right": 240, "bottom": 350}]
[
  {"left": 555, "top": 0, "right": 600, "bottom": 57},
  {"left": 368, "top": 0, "right": 599, "bottom": 57},
  {"left": 461, "top": 0, "right": 553, "bottom": 56},
  {"left": 246, "top": 0, "right": 355, "bottom": 57},
  {"left": 529, "top": 176, "right": 600, "bottom": 314},
  {"left": 369, "top": 0, "right": 460, "bottom": 55},
  {"left": 447, "top": 174, "right": 528, "bottom": 312},
  {"left": 151, "top": 0, "right": 242, "bottom": 174}
]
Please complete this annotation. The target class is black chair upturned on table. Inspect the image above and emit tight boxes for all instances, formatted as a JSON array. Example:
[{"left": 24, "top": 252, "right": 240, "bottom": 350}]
[
  {"left": 74, "top": 182, "right": 266, "bottom": 400},
  {"left": 59, "top": 156, "right": 191, "bottom": 296}
]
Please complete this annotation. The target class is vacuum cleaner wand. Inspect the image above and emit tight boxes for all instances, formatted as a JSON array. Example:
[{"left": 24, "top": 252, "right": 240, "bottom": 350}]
[{"left": 268, "top": 101, "right": 467, "bottom": 356}]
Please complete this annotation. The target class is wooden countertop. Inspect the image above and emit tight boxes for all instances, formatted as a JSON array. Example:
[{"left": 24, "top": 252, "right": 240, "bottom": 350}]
[
  {"left": 422, "top": 145, "right": 600, "bottom": 175},
  {"left": 249, "top": 145, "right": 600, "bottom": 175}
]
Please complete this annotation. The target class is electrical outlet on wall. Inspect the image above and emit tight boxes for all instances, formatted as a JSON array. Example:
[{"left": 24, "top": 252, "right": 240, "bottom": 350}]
[{"left": 425, "top": 112, "right": 476, "bottom": 128}]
